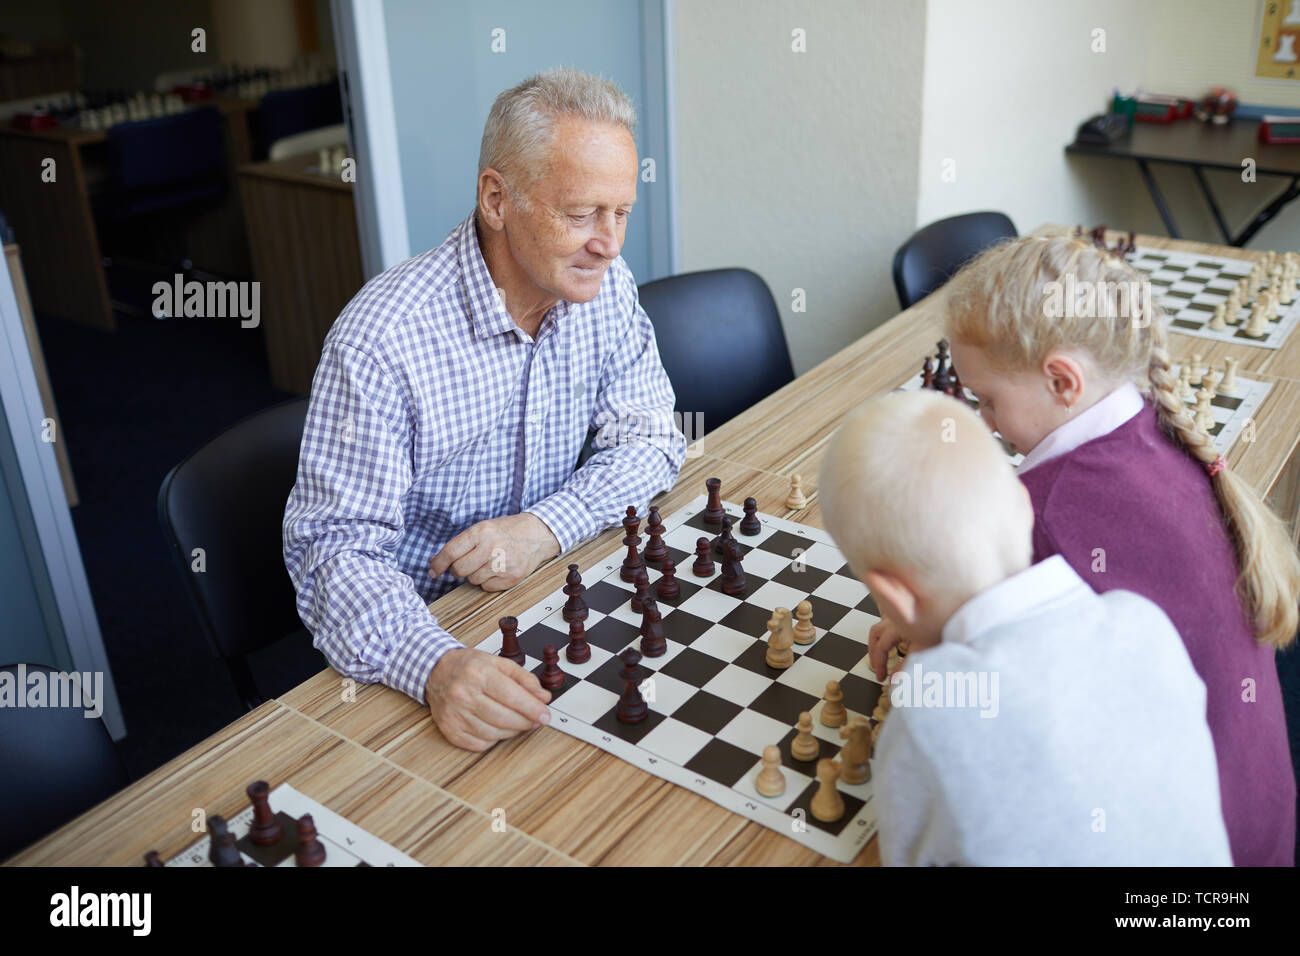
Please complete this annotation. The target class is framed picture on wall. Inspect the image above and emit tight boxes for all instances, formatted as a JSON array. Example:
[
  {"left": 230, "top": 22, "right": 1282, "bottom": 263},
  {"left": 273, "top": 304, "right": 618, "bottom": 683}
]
[{"left": 1257, "top": 0, "right": 1300, "bottom": 79}]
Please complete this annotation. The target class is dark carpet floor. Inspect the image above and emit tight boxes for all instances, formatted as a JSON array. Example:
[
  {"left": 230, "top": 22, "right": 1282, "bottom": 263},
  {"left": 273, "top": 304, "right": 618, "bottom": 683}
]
[{"left": 35, "top": 299, "right": 327, "bottom": 781}]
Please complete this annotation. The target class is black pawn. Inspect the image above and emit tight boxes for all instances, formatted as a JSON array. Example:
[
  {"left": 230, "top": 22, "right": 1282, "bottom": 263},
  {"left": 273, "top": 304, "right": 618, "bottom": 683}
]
[
  {"left": 630, "top": 567, "right": 651, "bottom": 613},
  {"left": 712, "top": 515, "right": 735, "bottom": 556},
  {"left": 565, "top": 618, "right": 591, "bottom": 664},
  {"left": 656, "top": 556, "right": 680, "bottom": 599},
  {"left": 921, "top": 356, "right": 935, "bottom": 389},
  {"left": 208, "top": 816, "right": 244, "bottom": 868},
  {"left": 643, "top": 506, "right": 668, "bottom": 563},
  {"left": 561, "top": 564, "right": 588, "bottom": 624},
  {"left": 932, "top": 339, "right": 952, "bottom": 393},
  {"left": 143, "top": 851, "right": 164, "bottom": 867},
  {"left": 620, "top": 506, "right": 644, "bottom": 583},
  {"left": 692, "top": 537, "right": 715, "bottom": 577},
  {"left": 616, "top": 649, "right": 648, "bottom": 723},
  {"left": 498, "top": 616, "right": 524, "bottom": 665},
  {"left": 739, "top": 497, "right": 761, "bottom": 536},
  {"left": 539, "top": 644, "right": 565, "bottom": 690},
  {"left": 703, "top": 477, "right": 725, "bottom": 525},
  {"left": 294, "top": 814, "right": 327, "bottom": 867},
  {"left": 640, "top": 598, "right": 666, "bottom": 657}
]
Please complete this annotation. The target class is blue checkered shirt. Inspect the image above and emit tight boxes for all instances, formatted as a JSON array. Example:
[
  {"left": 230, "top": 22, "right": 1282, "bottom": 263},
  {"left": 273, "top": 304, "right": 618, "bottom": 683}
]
[{"left": 283, "top": 213, "right": 686, "bottom": 703}]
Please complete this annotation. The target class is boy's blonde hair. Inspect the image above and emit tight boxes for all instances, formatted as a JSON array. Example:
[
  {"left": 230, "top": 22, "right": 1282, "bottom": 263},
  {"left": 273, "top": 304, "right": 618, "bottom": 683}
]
[
  {"left": 819, "top": 390, "right": 1032, "bottom": 598},
  {"left": 943, "top": 234, "right": 1300, "bottom": 648}
]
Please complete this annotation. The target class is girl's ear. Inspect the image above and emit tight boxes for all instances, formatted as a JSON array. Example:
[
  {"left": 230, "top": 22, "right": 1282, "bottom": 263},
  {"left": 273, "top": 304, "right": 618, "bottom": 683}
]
[
  {"left": 864, "top": 569, "right": 919, "bottom": 628},
  {"left": 1041, "top": 352, "right": 1086, "bottom": 407}
]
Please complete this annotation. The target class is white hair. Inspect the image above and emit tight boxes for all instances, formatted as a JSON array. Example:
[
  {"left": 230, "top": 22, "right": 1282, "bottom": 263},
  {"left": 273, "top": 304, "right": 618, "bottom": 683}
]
[
  {"left": 477, "top": 67, "right": 637, "bottom": 210},
  {"left": 819, "top": 390, "right": 1031, "bottom": 598}
]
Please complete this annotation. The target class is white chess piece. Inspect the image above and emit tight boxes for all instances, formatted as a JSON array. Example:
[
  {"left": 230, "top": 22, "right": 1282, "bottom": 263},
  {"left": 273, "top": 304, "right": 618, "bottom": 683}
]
[
  {"left": 1220, "top": 357, "right": 1240, "bottom": 396},
  {"left": 1278, "top": 33, "right": 1300, "bottom": 63},
  {"left": 1286, "top": 0, "right": 1300, "bottom": 26}
]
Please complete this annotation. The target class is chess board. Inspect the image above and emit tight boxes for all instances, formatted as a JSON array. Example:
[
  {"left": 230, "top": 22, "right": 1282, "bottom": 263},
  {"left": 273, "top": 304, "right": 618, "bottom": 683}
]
[
  {"left": 478, "top": 494, "right": 885, "bottom": 863},
  {"left": 1128, "top": 245, "right": 1300, "bottom": 350},
  {"left": 165, "top": 784, "right": 420, "bottom": 867},
  {"left": 900, "top": 365, "right": 1270, "bottom": 462}
]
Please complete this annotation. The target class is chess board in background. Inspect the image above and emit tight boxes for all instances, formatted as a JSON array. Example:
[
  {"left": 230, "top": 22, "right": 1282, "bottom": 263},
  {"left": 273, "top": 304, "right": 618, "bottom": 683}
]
[
  {"left": 1129, "top": 246, "right": 1299, "bottom": 350},
  {"left": 898, "top": 364, "right": 1270, "bottom": 462},
  {"left": 166, "top": 783, "right": 420, "bottom": 867},
  {"left": 478, "top": 495, "right": 884, "bottom": 863}
]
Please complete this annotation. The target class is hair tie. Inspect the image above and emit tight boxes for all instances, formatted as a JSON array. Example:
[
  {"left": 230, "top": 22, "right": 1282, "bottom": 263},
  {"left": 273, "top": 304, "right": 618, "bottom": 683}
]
[{"left": 1207, "top": 456, "right": 1226, "bottom": 477}]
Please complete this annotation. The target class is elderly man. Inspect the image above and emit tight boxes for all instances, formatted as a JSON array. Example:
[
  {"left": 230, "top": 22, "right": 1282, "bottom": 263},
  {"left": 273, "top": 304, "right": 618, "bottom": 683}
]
[{"left": 284, "top": 68, "right": 686, "bottom": 751}]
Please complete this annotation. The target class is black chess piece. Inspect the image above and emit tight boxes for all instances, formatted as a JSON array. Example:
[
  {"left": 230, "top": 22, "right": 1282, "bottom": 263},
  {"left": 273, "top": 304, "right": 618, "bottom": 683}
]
[
  {"left": 561, "top": 564, "right": 589, "bottom": 623},
  {"left": 719, "top": 537, "right": 746, "bottom": 596},
  {"left": 692, "top": 537, "right": 715, "bottom": 577},
  {"left": 932, "top": 339, "right": 953, "bottom": 393},
  {"left": 565, "top": 619, "right": 591, "bottom": 664},
  {"left": 703, "top": 477, "right": 725, "bottom": 525},
  {"left": 922, "top": 355, "right": 935, "bottom": 390},
  {"left": 656, "top": 556, "right": 680, "bottom": 599},
  {"left": 630, "top": 567, "right": 651, "bottom": 613},
  {"left": 739, "top": 497, "right": 761, "bottom": 536},
  {"left": 616, "top": 648, "right": 648, "bottom": 723},
  {"left": 712, "top": 515, "right": 736, "bottom": 556},
  {"left": 640, "top": 598, "right": 666, "bottom": 657},
  {"left": 208, "top": 815, "right": 245, "bottom": 867},
  {"left": 246, "top": 780, "right": 283, "bottom": 846},
  {"left": 620, "top": 506, "right": 644, "bottom": 582},
  {"left": 294, "top": 814, "right": 327, "bottom": 867},
  {"left": 643, "top": 506, "right": 668, "bottom": 563},
  {"left": 143, "top": 850, "right": 165, "bottom": 867},
  {"left": 498, "top": 616, "right": 524, "bottom": 665},
  {"left": 539, "top": 645, "right": 565, "bottom": 690}
]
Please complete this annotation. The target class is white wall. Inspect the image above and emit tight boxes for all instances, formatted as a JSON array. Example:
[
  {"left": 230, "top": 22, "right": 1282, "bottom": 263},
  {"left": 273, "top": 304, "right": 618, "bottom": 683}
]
[
  {"left": 673, "top": 0, "right": 927, "bottom": 374},
  {"left": 917, "top": 0, "right": 1152, "bottom": 237}
]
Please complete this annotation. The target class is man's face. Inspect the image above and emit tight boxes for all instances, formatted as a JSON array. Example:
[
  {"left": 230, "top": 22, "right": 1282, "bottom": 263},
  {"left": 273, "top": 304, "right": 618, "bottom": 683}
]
[{"left": 502, "top": 117, "right": 638, "bottom": 304}]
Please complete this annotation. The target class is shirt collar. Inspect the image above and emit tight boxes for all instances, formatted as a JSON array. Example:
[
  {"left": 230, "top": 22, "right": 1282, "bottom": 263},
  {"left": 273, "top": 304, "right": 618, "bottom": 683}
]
[
  {"left": 457, "top": 212, "right": 573, "bottom": 342},
  {"left": 941, "top": 555, "right": 1091, "bottom": 647},
  {"left": 1016, "top": 381, "right": 1144, "bottom": 475}
]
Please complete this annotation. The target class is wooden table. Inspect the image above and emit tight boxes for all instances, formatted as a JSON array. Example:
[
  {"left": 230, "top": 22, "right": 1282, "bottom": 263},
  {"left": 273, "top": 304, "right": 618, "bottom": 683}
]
[
  {"left": 9, "top": 226, "right": 1300, "bottom": 867},
  {"left": 237, "top": 152, "right": 362, "bottom": 396}
]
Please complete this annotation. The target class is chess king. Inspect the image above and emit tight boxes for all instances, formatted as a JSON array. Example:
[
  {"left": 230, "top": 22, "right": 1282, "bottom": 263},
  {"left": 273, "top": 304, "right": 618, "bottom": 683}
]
[{"left": 283, "top": 69, "right": 687, "bottom": 751}]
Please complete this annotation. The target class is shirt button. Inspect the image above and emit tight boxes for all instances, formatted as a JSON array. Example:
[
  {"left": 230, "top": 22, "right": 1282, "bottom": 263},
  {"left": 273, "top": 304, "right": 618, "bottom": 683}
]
[{"left": 527, "top": 414, "right": 540, "bottom": 424}]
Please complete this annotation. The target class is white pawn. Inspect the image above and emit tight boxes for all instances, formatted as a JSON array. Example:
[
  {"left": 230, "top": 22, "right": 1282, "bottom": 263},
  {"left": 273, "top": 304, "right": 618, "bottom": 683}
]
[
  {"left": 1189, "top": 353, "right": 1204, "bottom": 385},
  {"left": 792, "top": 600, "right": 816, "bottom": 645},
  {"left": 810, "top": 759, "right": 845, "bottom": 822},
  {"left": 1195, "top": 390, "right": 1215, "bottom": 434},
  {"left": 785, "top": 474, "right": 808, "bottom": 510},
  {"left": 755, "top": 745, "right": 786, "bottom": 797},
  {"left": 1178, "top": 365, "right": 1194, "bottom": 402},
  {"left": 1220, "top": 357, "right": 1240, "bottom": 396},
  {"left": 791, "top": 712, "right": 820, "bottom": 762},
  {"left": 1209, "top": 302, "right": 1227, "bottom": 330}
]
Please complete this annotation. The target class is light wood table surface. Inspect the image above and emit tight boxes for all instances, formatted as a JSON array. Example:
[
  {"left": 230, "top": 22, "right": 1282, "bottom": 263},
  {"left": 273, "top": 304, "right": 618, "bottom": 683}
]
[{"left": 9, "top": 226, "right": 1299, "bottom": 867}]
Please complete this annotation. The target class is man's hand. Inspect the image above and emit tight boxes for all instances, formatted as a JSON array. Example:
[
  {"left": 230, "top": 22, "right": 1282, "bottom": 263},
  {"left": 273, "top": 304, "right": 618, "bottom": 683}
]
[
  {"left": 425, "top": 648, "right": 552, "bottom": 751},
  {"left": 868, "top": 615, "right": 905, "bottom": 682},
  {"left": 428, "top": 512, "right": 560, "bottom": 591}
]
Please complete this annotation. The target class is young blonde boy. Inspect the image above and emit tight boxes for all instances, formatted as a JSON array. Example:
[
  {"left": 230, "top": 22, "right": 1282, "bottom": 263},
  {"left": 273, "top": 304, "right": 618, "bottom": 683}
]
[{"left": 819, "top": 389, "right": 1230, "bottom": 865}]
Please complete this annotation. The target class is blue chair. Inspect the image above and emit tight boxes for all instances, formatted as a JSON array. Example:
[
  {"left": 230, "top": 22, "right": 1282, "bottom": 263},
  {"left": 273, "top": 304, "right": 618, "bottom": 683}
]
[
  {"left": 636, "top": 268, "right": 795, "bottom": 437},
  {"left": 103, "top": 105, "right": 227, "bottom": 218},
  {"left": 892, "top": 212, "right": 1018, "bottom": 310},
  {"left": 0, "top": 663, "right": 128, "bottom": 860},
  {"left": 257, "top": 82, "right": 343, "bottom": 159}
]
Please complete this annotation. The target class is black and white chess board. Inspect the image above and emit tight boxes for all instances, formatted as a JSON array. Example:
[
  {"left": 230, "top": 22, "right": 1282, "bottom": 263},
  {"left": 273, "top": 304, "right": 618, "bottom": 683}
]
[
  {"left": 901, "top": 365, "right": 1270, "bottom": 462},
  {"left": 478, "top": 495, "right": 885, "bottom": 863},
  {"left": 166, "top": 784, "right": 420, "bottom": 867},
  {"left": 1128, "top": 246, "right": 1300, "bottom": 350}
]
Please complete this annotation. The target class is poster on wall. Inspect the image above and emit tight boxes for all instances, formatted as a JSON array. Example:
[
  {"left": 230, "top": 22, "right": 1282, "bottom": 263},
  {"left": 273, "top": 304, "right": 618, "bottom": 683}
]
[{"left": 1257, "top": 0, "right": 1300, "bottom": 79}]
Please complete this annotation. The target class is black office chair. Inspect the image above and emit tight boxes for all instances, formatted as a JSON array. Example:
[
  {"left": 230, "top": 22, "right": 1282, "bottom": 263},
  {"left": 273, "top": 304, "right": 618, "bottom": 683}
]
[
  {"left": 0, "top": 663, "right": 128, "bottom": 860},
  {"left": 892, "top": 212, "right": 1018, "bottom": 310},
  {"left": 157, "top": 398, "right": 313, "bottom": 710},
  {"left": 637, "top": 268, "right": 795, "bottom": 437}
]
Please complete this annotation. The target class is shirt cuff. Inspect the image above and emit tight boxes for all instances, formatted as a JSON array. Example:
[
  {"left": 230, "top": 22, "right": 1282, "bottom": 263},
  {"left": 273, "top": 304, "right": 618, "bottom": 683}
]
[
  {"left": 382, "top": 616, "right": 465, "bottom": 704},
  {"left": 526, "top": 490, "right": 598, "bottom": 554}
]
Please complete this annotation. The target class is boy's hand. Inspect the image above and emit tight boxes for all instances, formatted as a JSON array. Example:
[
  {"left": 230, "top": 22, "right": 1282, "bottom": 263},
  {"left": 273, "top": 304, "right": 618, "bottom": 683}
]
[{"left": 868, "top": 616, "right": 905, "bottom": 682}]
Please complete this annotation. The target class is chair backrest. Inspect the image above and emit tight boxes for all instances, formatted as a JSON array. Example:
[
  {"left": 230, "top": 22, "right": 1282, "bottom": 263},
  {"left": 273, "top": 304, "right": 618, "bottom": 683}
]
[
  {"left": 157, "top": 398, "right": 309, "bottom": 665},
  {"left": 258, "top": 82, "right": 343, "bottom": 158},
  {"left": 892, "top": 211, "right": 1018, "bottom": 310},
  {"left": 107, "top": 105, "right": 226, "bottom": 192},
  {"left": 636, "top": 268, "right": 794, "bottom": 436},
  {"left": 0, "top": 663, "right": 127, "bottom": 860},
  {"left": 269, "top": 123, "right": 348, "bottom": 161}
]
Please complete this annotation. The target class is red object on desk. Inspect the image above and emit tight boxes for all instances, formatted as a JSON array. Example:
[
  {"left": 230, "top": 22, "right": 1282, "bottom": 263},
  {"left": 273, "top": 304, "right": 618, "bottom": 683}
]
[
  {"left": 172, "top": 83, "right": 214, "bottom": 102},
  {"left": 1259, "top": 116, "right": 1300, "bottom": 144},
  {"left": 11, "top": 113, "right": 57, "bottom": 130}
]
